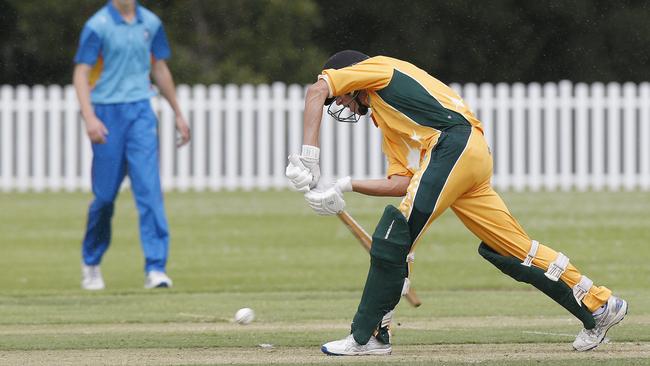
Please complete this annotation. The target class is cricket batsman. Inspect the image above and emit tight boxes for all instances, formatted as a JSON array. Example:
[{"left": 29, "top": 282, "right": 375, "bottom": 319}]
[{"left": 285, "top": 50, "right": 627, "bottom": 355}]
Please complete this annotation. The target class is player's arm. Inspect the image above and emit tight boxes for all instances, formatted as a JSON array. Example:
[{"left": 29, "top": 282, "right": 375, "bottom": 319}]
[
  {"left": 151, "top": 59, "right": 190, "bottom": 146},
  {"left": 285, "top": 78, "right": 328, "bottom": 192},
  {"left": 73, "top": 64, "right": 108, "bottom": 144},
  {"left": 302, "top": 79, "right": 329, "bottom": 147},
  {"left": 344, "top": 131, "right": 416, "bottom": 197},
  {"left": 73, "top": 23, "right": 108, "bottom": 144},
  {"left": 351, "top": 175, "right": 411, "bottom": 197}
]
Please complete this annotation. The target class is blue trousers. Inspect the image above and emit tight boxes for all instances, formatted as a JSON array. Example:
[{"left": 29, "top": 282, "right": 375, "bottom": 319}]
[{"left": 82, "top": 100, "right": 169, "bottom": 273}]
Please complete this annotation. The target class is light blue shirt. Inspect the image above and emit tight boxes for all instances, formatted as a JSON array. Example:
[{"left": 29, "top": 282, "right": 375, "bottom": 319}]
[{"left": 74, "top": 1, "right": 171, "bottom": 104}]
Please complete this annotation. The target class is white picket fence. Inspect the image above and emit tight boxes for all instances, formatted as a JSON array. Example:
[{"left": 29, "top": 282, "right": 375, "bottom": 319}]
[{"left": 0, "top": 81, "right": 648, "bottom": 192}]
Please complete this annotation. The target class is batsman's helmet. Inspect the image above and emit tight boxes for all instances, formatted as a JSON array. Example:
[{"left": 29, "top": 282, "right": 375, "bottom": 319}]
[
  {"left": 322, "top": 50, "right": 370, "bottom": 123},
  {"left": 322, "top": 50, "right": 370, "bottom": 106}
]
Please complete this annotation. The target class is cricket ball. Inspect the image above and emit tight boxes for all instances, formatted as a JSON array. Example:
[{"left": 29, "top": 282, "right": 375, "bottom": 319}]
[{"left": 234, "top": 307, "right": 255, "bottom": 325}]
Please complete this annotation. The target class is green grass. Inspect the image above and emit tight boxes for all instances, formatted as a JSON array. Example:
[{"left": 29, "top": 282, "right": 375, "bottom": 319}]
[{"left": 0, "top": 190, "right": 648, "bottom": 365}]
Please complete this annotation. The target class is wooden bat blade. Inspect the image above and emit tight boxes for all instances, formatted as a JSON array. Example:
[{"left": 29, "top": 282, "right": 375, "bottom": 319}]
[
  {"left": 337, "top": 211, "right": 371, "bottom": 250},
  {"left": 337, "top": 211, "right": 422, "bottom": 308},
  {"left": 405, "top": 288, "right": 422, "bottom": 307}
]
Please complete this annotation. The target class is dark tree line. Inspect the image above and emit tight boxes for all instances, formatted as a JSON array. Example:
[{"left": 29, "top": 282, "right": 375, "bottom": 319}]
[{"left": 0, "top": 0, "right": 648, "bottom": 85}]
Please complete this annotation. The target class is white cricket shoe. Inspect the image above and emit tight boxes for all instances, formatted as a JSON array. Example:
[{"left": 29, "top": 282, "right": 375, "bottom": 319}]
[
  {"left": 573, "top": 295, "right": 628, "bottom": 351},
  {"left": 81, "top": 264, "right": 105, "bottom": 290},
  {"left": 321, "top": 334, "right": 392, "bottom": 356},
  {"left": 144, "top": 271, "right": 173, "bottom": 289}
]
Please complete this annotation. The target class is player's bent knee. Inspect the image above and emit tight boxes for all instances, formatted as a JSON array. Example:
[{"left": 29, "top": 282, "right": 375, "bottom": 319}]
[{"left": 370, "top": 205, "right": 412, "bottom": 266}]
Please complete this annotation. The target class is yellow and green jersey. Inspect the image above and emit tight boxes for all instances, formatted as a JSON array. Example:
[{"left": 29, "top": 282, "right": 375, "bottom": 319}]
[{"left": 321, "top": 56, "right": 483, "bottom": 177}]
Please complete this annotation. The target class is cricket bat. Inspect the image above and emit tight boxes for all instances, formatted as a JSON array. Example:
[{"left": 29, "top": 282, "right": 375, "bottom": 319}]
[{"left": 337, "top": 210, "right": 422, "bottom": 307}]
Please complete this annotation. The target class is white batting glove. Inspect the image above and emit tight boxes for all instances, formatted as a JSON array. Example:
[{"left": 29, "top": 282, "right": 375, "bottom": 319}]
[
  {"left": 299, "top": 145, "right": 321, "bottom": 189},
  {"left": 285, "top": 145, "right": 321, "bottom": 192},
  {"left": 286, "top": 155, "right": 312, "bottom": 192},
  {"left": 304, "top": 176, "right": 351, "bottom": 215}
]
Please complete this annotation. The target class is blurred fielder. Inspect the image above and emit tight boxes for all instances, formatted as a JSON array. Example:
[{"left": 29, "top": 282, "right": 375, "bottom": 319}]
[
  {"left": 286, "top": 50, "right": 627, "bottom": 355},
  {"left": 73, "top": 0, "right": 190, "bottom": 290}
]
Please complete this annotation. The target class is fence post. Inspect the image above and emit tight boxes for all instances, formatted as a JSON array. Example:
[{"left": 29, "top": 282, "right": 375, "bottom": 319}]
[
  {"left": 224, "top": 84, "right": 239, "bottom": 191},
  {"left": 352, "top": 110, "right": 368, "bottom": 179},
  {"left": 606, "top": 83, "right": 622, "bottom": 190},
  {"left": 48, "top": 85, "right": 63, "bottom": 191},
  {"left": 641, "top": 83, "right": 650, "bottom": 190},
  {"left": 241, "top": 84, "right": 255, "bottom": 191},
  {"left": 528, "top": 83, "right": 542, "bottom": 191},
  {"left": 478, "top": 83, "right": 494, "bottom": 167},
  {"left": 286, "top": 84, "right": 304, "bottom": 186},
  {"left": 272, "top": 82, "right": 287, "bottom": 189},
  {"left": 543, "top": 83, "right": 558, "bottom": 190},
  {"left": 622, "top": 82, "right": 637, "bottom": 190},
  {"left": 32, "top": 86, "right": 46, "bottom": 192},
  {"left": 591, "top": 83, "right": 606, "bottom": 191},
  {"left": 512, "top": 83, "right": 526, "bottom": 191},
  {"left": 0, "top": 86, "right": 13, "bottom": 191},
  {"left": 462, "top": 83, "right": 479, "bottom": 123},
  {"left": 63, "top": 86, "right": 78, "bottom": 191},
  {"left": 256, "top": 84, "right": 271, "bottom": 190},
  {"left": 208, "top": 85, "right": 223, "bottom": 191},
  {"left": 158, "top": 93, "right": 175, "bottom": 191},
  {"left": 336, "top": 114, "right": 351, "bottom": 180},
  {"left": 80, "top": 104, "right": 92, "bottom": 192},
  {"left": 575, "top": 83, "right": 589, "bottom": 191},
  {"left": 558, "top": 81, "right": 573, "bottom": 191},
  {"left": 16, "top": 86, "right": 29, "bottom": 192},
  {"left": 192, "top": 84, "right": 207, "bottom": 191},
  {"left": 320, "top": 109, "right": 335, "bottom": 181},
  {"left": 494, "top": 83, "right": 510, "bottom": 191},
  {"left": 176, "top": 85, "right": 191, "bottom": 192},
  {"left": 368, "top": 115, "right": 383, "bottom": 179}
]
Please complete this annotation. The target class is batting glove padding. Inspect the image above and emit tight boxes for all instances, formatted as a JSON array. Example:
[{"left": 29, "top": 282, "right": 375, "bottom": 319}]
[
  {"left": 285, "top": 145, "right": 321, "bottom": 192},
  {"left": 286, "top": 154, "right": 312, "bottom": 192},
  {"left": 305, "top": 186, "right": 345, "bottom": 215},
  {"left": 304, "top": 176, "right": 352, "bottom": 215}
]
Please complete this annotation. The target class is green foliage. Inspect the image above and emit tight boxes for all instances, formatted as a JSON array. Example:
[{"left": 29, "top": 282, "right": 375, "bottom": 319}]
[
  {"left": 1, "top": 0, "right": 103, "bottom": 85},
  {"left": 312, "top": 0, "right": 650, "bottom": 83},
  {"left": 146, "top": 0, "right": 326, "bottom": 84},
  {"left": 0, "top": 1, "right": 648, "bottom": 84}
]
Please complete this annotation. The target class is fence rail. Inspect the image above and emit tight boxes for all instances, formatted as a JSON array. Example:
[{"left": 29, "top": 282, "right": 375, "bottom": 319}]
[{"left": 0, "top": 81, "right": 648, "bottom": 192}]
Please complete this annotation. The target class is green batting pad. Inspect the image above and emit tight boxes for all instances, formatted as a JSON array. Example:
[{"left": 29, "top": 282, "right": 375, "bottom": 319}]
[
  {"left": 352, "top": 205, "right": 412, "bottom": 344},
  {"left": 478, "top": 242, "right": 596, "bottom": 330}
]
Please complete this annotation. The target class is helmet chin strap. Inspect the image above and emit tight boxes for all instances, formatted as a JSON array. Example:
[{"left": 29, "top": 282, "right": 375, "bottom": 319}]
[{"left": 356, "top": 94, "right": 369, "bottom": 115}]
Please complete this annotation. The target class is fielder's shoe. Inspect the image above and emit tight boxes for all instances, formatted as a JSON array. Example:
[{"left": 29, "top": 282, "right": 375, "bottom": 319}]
[
  {"left": 321, "top": 334, "right": 391, "bottom": 356},
  {"left": 81, "top": 264, "right": 105, "bottom": 290},
  {"left": 144, "top": 271, "right": 173, "bottom": 289},
  {"left": 573, "top": 295, "right": 628, "bottom": 351}
]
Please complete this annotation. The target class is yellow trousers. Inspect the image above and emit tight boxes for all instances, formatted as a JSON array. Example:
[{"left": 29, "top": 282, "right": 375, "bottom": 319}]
[{"left": 399, "top": 125, "right": 610, "bottom": 312}]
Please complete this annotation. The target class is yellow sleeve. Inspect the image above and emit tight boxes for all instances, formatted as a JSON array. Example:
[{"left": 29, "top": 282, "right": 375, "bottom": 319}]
[
  {"left": 382, "top": 133, "right": 414, "bottom": 178},
  {"left": 321, "top": 56, "right": 393, "bottom": 97}
]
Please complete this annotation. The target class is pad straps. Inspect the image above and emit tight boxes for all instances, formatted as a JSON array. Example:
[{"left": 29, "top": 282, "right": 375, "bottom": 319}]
[
  {"left": 407, "top": 252, "right": 415, "bottom": 263},
  {"left": 401, "top": 278, "right": 410, "bottom": 296},
  {"left": 380, "top": 310, "right": 394, "bottom": 329},
  {"left": 544, "top": 252, "right": 569, "bottom": 281},
  {"left": 522, "top": 240, "right": 539, "bottom": 267},
  {"left": 572, "top": 275, "right": 593, "bottom": 306}
]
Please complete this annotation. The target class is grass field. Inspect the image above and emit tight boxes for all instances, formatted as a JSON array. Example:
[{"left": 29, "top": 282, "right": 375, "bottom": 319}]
[{"left": 0, "top": 190, "right": 649, "bottom": 365}]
